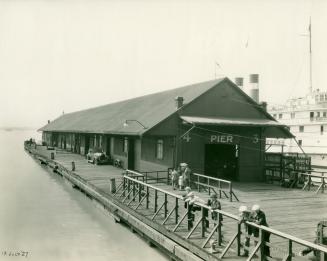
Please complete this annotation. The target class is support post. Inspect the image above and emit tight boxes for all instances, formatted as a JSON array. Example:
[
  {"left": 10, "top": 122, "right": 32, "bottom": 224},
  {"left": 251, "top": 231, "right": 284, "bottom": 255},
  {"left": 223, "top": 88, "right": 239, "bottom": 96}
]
[
  {"left": 154, "top": 190, "right": 158, "bottom": 213},
  {"left": 132, "top": 181, "right": 135, "bottom": 201},
  {"left": 259, "top": 229, "right": 265, "bottom": 261},
  {"left": 288, "top": 239, "right": 292, "bottom": 261},
  {"left": 236, "top": 222, "right": 241, "bottom": 256},
  {"left": 175, "top": 198, "right": 179, "bottom": 224},
  {"left": 123, "top": 178, "right": 126, "bottom": 197},
  {"left": 127, "top": 179, "right": 130, "bottom": 199},
  {"left": 217, "top": 212, "right": 222, "bottom": 246},
  {"left": 110, "top": 178, "right": 116, "bottom": 194},
  {"left": 146, "top": 186, "right": 149, "bottom": 209},
  {"left": 164, "top": 193, "right": 168, "bottom": 218}
]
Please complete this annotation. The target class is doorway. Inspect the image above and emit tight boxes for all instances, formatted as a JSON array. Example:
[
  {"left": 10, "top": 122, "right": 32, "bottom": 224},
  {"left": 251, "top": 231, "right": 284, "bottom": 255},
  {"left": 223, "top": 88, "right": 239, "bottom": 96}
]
[
  {"left": 128, "top": 139, "right": 135, "bottom": 170},
  {"left": 204, "top": 144, "right": 238, "bottom": 181},
  {"left": 85, "top": 135, "right": 90, "bottom": 155}
]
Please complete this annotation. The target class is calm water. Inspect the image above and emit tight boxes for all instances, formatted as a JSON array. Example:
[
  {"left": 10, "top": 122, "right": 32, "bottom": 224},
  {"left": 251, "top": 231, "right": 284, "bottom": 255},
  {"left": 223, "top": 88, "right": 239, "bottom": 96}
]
[{"left": 0, "top": 130, "right": 168, "bottom": 261}]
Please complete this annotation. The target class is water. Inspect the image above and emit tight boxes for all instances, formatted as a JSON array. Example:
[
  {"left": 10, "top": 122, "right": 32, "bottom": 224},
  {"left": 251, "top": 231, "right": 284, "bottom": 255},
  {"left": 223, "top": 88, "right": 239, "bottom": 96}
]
[{"left": 0, "top": 130, "right": 168, "bottom": 261}]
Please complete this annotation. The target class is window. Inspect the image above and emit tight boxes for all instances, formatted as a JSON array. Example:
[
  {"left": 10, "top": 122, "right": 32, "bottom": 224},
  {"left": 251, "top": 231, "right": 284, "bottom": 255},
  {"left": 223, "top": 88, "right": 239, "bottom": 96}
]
[
  {"left": 291, "top": 112, "right": 295, "bottom": 119},
  {"left": 317, "top": 112, "right": 320, "bottom": 118},
  {"left": 321, "top": 125, "right": 324, "bottom": 135},
  {"left": 123, "top": 137, "right": 128, "bottom": 153},
  {"left": 298, "top": 140, "right": 302, "bottom": 146},
  {"left": 156, "top": 139, "right": 164, "bottom": 160},
  {"left": 278, "top": 113, "right": 282, "bottom": 119},
  {"left": 310, "top": 111, "right": 314, "bottom": 120},
  {"left": 273, "top": 114, "right": 277, "bottom": 118},
  {"left": 324, "top": 112, "right": 327, "bottom": 118},
  {"left": 299, "top": 126, "right": 304, "bottom": 132}
]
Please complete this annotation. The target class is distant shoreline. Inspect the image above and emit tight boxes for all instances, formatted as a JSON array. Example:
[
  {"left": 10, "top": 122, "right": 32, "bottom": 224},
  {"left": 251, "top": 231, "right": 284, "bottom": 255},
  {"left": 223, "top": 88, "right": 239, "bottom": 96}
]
[{"left": 0, "top": 127, "right": 37, "bottom": 131}]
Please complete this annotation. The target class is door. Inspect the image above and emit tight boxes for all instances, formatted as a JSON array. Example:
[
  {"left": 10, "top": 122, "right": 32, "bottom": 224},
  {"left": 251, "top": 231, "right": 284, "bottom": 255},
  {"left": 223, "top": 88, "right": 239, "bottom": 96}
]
[
  {"left": 106, "top": 136, "right": 111, "bottom": 155},
  {"left": 128, "top": 139, "right": 135, "bottom": 170},
  {"left": 204, "top": 144, "right": 238, "bottom": 181},
  {"left": 85, "top": 135, "right": 90, "bottom": 155}
]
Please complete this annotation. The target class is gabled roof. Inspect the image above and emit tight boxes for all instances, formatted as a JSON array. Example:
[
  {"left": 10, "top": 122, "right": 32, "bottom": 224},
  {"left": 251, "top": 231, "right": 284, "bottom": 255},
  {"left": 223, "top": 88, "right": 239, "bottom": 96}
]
[
  {"left": 39, "top": 78, "right": 225, "bottom": 135},
  {"left": 39, "top": 77, "right": 293, "bottom": 138}
]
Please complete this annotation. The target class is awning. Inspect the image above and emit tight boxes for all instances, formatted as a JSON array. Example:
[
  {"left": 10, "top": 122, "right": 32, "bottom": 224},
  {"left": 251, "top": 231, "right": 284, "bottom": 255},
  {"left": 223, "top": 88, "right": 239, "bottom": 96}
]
[{"left": 180, "top": 116, "right": 294, "bottom": 138}]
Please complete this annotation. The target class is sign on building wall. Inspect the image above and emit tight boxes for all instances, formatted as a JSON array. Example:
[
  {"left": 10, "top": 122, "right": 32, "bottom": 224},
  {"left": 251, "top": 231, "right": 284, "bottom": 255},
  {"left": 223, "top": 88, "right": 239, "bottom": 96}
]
[{"left": 208, "top": 135, "right": 240, "bottom": 144}]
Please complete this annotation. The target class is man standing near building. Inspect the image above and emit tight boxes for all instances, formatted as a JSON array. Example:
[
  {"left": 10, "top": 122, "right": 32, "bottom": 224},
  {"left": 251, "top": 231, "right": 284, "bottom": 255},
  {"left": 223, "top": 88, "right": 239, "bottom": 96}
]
[
  {"left": 180, "top": 163, "right": 192, "bottom": 188},
  {"left": 251, "top": 204, "right": 271, "bottom": 258}
]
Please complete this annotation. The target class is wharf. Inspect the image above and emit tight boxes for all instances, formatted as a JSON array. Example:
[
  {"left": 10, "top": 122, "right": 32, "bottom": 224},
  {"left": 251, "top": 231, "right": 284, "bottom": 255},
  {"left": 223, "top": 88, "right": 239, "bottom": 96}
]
[{"left": 25, "top": 145, "right": 327, "bottom": 261}]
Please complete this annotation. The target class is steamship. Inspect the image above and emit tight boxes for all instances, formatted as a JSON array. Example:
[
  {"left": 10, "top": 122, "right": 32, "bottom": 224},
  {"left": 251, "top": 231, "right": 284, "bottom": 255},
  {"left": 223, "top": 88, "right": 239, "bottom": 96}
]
[
  {"left": 267, "top": 91, "right": 327, "bottom": 157},
  {"left": 266, "top": 19, "right": 327, "bottom": 164}
]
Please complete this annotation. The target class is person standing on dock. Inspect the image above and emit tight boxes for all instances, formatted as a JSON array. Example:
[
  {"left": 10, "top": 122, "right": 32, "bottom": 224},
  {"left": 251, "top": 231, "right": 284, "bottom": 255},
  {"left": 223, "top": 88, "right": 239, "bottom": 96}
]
[
  {"left": 238, "top": 205, "right": 252, "bottom": 257},
  {"left": 170, "top": 168, "right": 179, "bottom": 190},
  {"left": 251, "top": 204, "right": 271, "bottom": 258},
  {"left": 180, "top": 163, "right": 192, "bottom": 188},
  {"left": 183, "top": 190, "right": 205, "bottom": 230},
  {"left": 208, "top": 193, "right": 223, "bottom": 230}
]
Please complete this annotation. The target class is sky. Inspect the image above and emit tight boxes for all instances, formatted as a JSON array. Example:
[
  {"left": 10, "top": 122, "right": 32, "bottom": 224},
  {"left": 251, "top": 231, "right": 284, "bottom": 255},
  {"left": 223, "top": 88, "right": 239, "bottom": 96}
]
[{"left": 0, "top": 0, "right": 326, "bottom": 128}]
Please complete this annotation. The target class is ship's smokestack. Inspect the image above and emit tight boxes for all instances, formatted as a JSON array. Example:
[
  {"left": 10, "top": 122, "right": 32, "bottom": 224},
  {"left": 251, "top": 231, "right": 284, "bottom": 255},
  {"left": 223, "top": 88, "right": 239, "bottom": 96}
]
[
  {"left": 249, "top": 74, "right": 259, "bottom": 103},
  {"left": 235, "top": 77, "right": 244, "bottom": 89}
]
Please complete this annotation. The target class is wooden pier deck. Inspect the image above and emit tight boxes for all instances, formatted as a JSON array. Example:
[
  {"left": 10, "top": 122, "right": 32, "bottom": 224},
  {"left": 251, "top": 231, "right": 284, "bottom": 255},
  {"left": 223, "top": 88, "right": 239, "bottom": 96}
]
[{"left": 28, "top": 146, "right": 327, "bottom": 260}]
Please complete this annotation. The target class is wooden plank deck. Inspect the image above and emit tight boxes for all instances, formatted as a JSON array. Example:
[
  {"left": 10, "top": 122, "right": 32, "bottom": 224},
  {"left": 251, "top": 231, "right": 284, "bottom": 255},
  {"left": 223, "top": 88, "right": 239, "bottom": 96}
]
[{"left": 32, "top": 146, "right": 327, "bottom": 260}]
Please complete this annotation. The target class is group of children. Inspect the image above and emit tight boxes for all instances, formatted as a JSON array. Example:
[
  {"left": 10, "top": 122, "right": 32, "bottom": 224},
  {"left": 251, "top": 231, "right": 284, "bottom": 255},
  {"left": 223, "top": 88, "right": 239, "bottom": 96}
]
[
  {"left": 170, "top": 163, "right": 192, "bottom": 190},
  {"left": 182, "top": 187, "right": 222, "bottom": 231},
  {"left": 238, "top": 204, "right": 270, "bottom": 257}
]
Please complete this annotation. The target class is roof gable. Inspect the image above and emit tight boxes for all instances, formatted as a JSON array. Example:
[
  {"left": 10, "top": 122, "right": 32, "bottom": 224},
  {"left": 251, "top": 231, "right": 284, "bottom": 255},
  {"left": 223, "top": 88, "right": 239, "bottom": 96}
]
[{"left": 39, "top": 78, "right": 224, "bottom": 134}]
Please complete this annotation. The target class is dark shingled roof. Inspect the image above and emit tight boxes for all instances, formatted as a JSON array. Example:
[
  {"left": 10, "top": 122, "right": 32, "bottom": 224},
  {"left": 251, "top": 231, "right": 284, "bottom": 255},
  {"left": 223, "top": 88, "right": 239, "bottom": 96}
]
[{"left": 39, "top": 78, "right": 225, "bottom": 135}]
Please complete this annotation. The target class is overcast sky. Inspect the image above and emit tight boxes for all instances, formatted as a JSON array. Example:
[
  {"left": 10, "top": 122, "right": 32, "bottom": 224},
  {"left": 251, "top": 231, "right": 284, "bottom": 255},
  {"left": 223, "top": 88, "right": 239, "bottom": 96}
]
[{"left": 0, "top": 0, "right": 326, "bottom": 128}]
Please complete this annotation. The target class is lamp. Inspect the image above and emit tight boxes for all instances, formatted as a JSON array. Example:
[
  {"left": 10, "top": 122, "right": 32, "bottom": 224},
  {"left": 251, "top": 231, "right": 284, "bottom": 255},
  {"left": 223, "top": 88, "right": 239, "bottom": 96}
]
[{"left": 123, "top": 120, "right": 147, "bottom": 129}]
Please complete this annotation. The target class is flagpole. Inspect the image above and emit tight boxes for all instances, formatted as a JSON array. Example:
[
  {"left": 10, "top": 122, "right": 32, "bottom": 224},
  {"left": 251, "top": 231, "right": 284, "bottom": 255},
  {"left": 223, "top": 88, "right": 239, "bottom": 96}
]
[{"left": 309, "top": 16, "right": 312, "bottom": 93}]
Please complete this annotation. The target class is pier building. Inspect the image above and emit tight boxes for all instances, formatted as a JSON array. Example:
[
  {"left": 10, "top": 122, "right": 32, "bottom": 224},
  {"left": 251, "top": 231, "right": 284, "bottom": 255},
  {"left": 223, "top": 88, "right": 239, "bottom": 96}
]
[{"left": 39, "top": 77, "right": 292, "bottom": 182}]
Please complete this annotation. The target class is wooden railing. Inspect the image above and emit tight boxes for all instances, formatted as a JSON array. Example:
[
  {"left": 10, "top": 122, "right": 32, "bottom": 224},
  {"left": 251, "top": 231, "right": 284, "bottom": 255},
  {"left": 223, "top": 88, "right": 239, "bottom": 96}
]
[
  {"left": 140, "top": 170, "right": 170, "bottom": 184},
  {"left": 301, "top": 170, "right": 327, "bottom": 194},
  {"left": 114, "top": 175, "right": 327, "bottom": 260},
  {"left": 191, "top": 172, "right": 239, "bottom": 202}
]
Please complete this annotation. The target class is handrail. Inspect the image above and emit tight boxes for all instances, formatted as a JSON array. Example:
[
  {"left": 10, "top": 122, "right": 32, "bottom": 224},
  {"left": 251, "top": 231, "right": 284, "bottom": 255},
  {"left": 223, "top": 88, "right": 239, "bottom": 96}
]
[
  {"left": 124, "top": 175, "right": 183, "bottom": 199},
  {"left": 192, "top": 172, "right": 231, "bottom": 184},
  {"left": 300, "top": 172, "right": 326, "bottom": 179},
  {"left": 119, "top": 176, "right": 327, "bottom": 259},
  {"left": 125, "top": 169, "right": 145, "bottom": 177},
  {"left": 191, "top": 172, "right": 238, "bottom": 202}
]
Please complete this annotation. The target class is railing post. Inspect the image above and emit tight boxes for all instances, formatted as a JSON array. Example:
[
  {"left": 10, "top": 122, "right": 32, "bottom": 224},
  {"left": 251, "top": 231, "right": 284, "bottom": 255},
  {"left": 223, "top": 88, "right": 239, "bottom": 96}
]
[
  {"left": 201, "top": 207, "right": 205, "bottom": 238},
  {"left": 197, "top": 175, "right": 200, "bottom": 192},
  {"left": 146, "top": 186, "right": 149, "bottom": 209},
  {"left": 145, "top": 172, "right": 148, "bottom": 183},
  {"left": 229, "top": 183, "right": 232, "bottom": 202},
  {"left": 157, "top": 172, "right": 159, "bottom": 183},
  {"left": 308, "top": 175, "right": 311, "bottom": 191},
  {"left": 123, "top": 177, "right": 126, "bottom": 197},
  {"left": 167, "top": 170, "right": 169, "bottom": 185},
  {"left": 322, "top": 173, "right": 325, "bottom": 193},
  {"left": 259, "top": 228, "right": 265, "bottom": 261},
  {"left": 208, "top": 178, "right": 210, "bottom": 195},
  {"left": 154, "top": 190, "right": 158, "bottom": 213},
  {"left": 132, "top": 181, "right": 136, "bottom": 201},
  {"left": 219, "top": 181, "right": 222, "bottom": 199},
  {"left": 288, "top": 239, "right": 292, "bottom": 261},
  {"left": 236, "top": 222, "right": 241, "bottom": 256},
  {"left": 164, "top": 194, "right": 168, "bottom": 218},
  {"left": 187, "top": 202, "right": 192, "bottom": 231},
  {"left": 127, "top": 179, "right": 131, "bottom": 199},
  {"left": 217, "top": 212, "right": 222, "bottom": 246},
  {"left": 175, "top": 198, "right": 179, "bottom": 224},
  {"left": 138, "top": 183, "right": 142, "bottom": 202}
]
